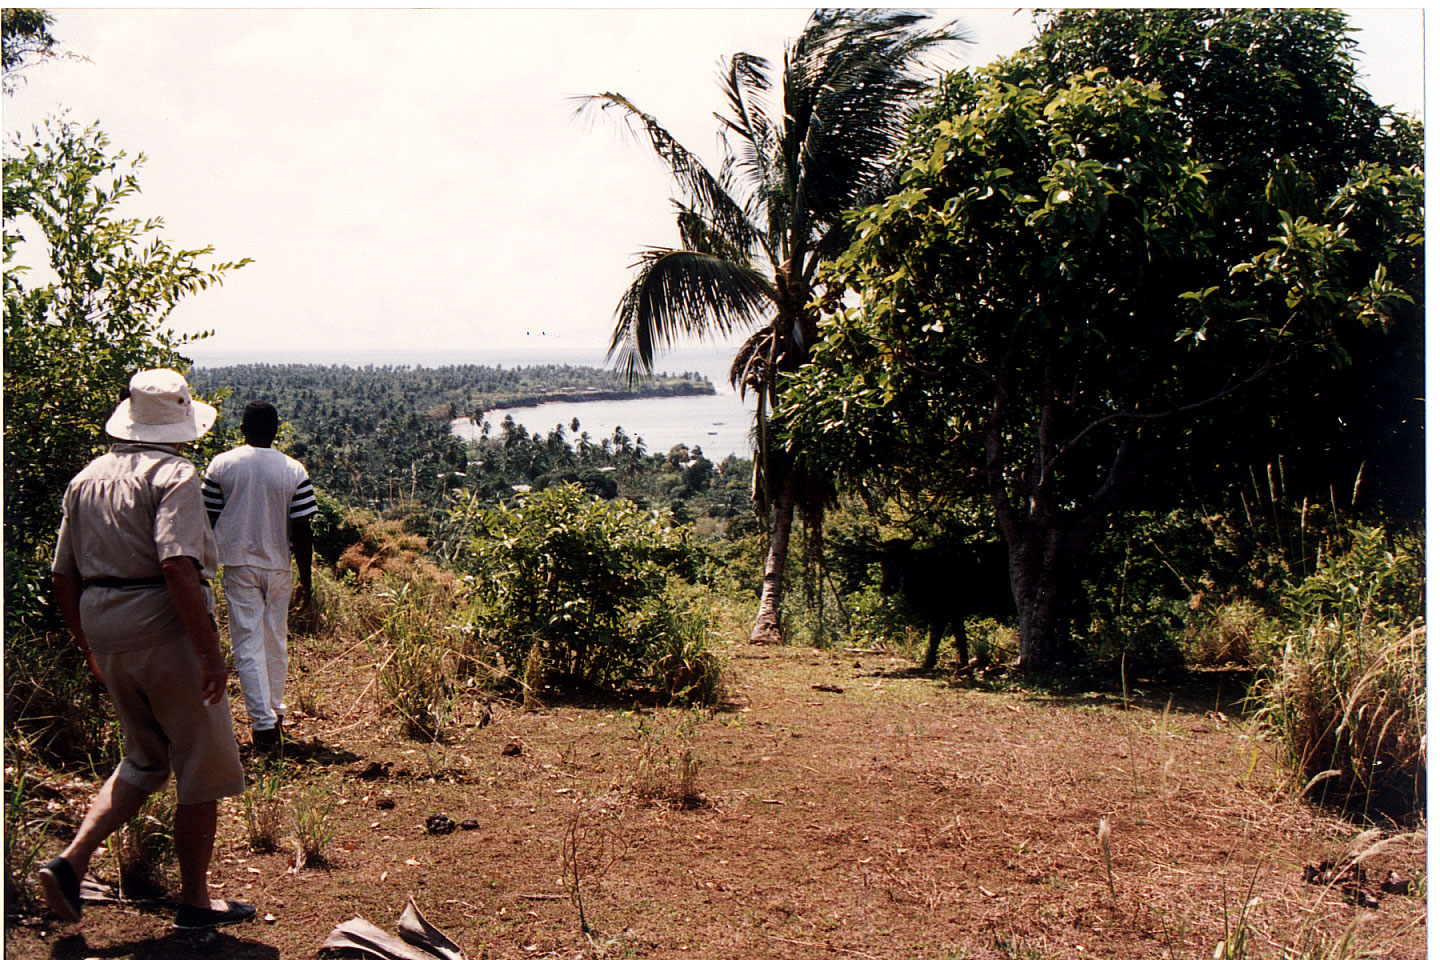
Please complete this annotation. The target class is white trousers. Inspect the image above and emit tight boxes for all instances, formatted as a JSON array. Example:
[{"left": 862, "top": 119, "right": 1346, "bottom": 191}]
[{"left": 223, "top": 565, "right": 293, "bottom": 732}]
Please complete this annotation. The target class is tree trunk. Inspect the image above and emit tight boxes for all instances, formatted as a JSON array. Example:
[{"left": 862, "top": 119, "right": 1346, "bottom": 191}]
[
  {"left": 750, "top": 465, "right": 799, "bottom": 643},
  {"left": 1011, "top": 528, "right": 1066, "bottom": 674},
  {"left": 1011, "top": 522, "right": 1097, "bottom": 673},
  {"left": 1016, "top": 579, "right": 1062, "bottom": 673}
]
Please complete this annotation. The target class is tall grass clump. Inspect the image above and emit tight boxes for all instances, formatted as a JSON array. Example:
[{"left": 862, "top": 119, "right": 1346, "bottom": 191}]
[
  {"left": 4, "top": 766, "right": 54, "bottom": 913},
  {"left": 113, "top": 791, "right": 176, "bottom": 898},
  {"left": 1250, "top": 526, "right": 1425, "bottom": 821},
  {"left": 629, "top": 712, "right": 706, "bottom": 806},
  {"left": 243, "top": 761, "right": 289, "bottom": 852},
  {"left": 375, "top": 577, "right": 466, "bottom": 741},
  {"left": 640, "top": 583, "right": 727, "bottom": 704},
  {"left": 4, "top": 628, "right": 118, "bottom": 769},
  {"left": 290, "top": 785, "right": 338, "bottom": 868}
]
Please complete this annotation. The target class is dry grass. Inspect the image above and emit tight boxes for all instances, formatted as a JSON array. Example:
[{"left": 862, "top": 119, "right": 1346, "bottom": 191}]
[{"left": 6, "top": 640, "right": 1425, "bottom": 959}]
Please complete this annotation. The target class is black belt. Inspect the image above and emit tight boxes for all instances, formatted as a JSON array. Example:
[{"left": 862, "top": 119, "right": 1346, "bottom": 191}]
[{"left": 82, "top": 576, "right": 167, "bottom": 590}]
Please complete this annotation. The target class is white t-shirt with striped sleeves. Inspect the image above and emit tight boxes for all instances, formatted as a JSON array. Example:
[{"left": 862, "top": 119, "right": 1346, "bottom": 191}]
[{"left": 202, "top": 445, "right": 318, "bottom": 572}]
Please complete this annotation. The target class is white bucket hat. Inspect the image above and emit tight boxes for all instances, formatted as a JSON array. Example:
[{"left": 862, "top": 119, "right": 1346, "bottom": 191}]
[{"left": 104, "top": 368, "right": 217, "bottom": 443}]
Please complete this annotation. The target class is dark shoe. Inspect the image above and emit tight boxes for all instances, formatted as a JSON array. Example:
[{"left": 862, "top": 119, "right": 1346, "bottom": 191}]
[
  {"left": 174, "top": 899, "right": 257, "bottom": 930},
  {"left": 37, "top": 856, "right": 82, "bottom": 923},
  {"left": 251, "top": 727, "right": 280, "bottom": 749}
]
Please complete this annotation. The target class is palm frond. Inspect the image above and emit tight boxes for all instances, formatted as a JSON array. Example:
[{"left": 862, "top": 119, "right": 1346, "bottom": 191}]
[
  {"left": 608, "top": 249, "right": 775, "bottom": 384},
  {"left": 729, "top": 326, "right": 780, "bottom": 399},
  {"left": 673, "top": 203, "right": 760, "bottom": 267},
  {"left": 785, "top": 10, "right": 970, "bottom": 233},
  {"left": 716, "top": 53, "right": 782, "bottom": 216},
  {"left": 574, "top": 92, "right": 762, "bottom": 256}
]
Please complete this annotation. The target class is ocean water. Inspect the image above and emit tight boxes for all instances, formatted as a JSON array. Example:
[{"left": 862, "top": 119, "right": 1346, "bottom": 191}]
[
  {"left": 189, "top": 343, "right": 759, "bottom": 461},
  {"left": 452, "top": 391, "right": 756, "bottom": 462}
]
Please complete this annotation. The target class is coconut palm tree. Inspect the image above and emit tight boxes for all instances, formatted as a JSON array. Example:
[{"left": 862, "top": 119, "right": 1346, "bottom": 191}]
[{"left": 577, "top": 9, "right": 967, "bottom": 643}]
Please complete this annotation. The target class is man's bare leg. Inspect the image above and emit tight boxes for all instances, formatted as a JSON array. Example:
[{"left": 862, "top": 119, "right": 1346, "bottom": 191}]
[
  {"left": 58, "top": 770, "right": 149, "bottom": 879},
  {"left": 174, "top": 799, "right": 228, "bottom": 910}
]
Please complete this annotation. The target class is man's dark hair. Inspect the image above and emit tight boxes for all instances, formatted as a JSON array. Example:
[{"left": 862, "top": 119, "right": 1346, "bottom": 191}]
[{"left": 241, "top": 400, "right": 279, "bottom": 445}]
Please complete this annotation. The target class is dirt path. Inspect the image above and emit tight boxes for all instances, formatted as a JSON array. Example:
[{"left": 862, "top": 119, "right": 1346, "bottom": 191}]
[{"left": 6, "top": 643, "right": 1425, "bottom": 959}]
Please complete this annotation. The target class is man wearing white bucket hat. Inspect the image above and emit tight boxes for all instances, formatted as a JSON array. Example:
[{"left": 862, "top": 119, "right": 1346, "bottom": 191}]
[{"left": 40, "top": 369, "right": 256, "bottom": 931}]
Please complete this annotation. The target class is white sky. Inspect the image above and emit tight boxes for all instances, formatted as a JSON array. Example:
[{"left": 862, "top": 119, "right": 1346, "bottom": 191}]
[{"left": 1, "top": 7, "right": 1426, "bottom": 367}]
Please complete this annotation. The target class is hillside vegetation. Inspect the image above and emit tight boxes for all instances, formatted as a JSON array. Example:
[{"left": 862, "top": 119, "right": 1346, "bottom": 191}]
[{"left": 2, "top": 9, "right": 1423, "bottom": 959}]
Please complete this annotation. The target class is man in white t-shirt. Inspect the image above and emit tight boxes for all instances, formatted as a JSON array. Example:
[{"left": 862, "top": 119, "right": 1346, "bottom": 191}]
[{"left": 202, "top": 401, "right": 317, "bottom": 748}]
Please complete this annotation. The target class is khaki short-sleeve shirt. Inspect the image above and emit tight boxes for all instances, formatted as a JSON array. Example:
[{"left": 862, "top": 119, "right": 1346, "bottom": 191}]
[{"left": 53, "top": 442, "right": 219, "bottom": 653}]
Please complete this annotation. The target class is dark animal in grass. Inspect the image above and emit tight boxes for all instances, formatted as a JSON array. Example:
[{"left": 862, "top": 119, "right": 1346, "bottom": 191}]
[{"left": 879, "top": 538, "right": 1015, "bottom": 672}]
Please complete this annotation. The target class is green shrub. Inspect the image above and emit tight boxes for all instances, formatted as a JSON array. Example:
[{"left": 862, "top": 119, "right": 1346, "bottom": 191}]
[
  {"left": 1082, "top": 510, "right": 1207, "bottom": 674},
  {"left": 639, "top": 583, "right": 727, "bottom": 704},
  {"left": 309, "top": 487, "right": 367, "bottom": 566},
  {"left": 843, "top": 582, "right": 922, "bottom": 657},
  {"left": 1249, "top": 526, "right": 1425, "bottom": 820},
  {"left": 1187, "top": 599, "right": 1278, "bottom": 666},
  {"left": 4, "top": 119, "right": 246, "bottom": 637},
  {"left": 459, "top": 483, "right": 719, "bottom": 700}
]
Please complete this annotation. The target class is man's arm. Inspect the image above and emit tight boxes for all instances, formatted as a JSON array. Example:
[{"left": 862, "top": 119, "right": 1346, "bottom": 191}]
[
  {"left": 159, "top": 556, "right": 228, "bottom": 705},
  {"left": 290, "top": 516, "right": 313, "bottom": 606},
  {"left": 51, "top": 572, "right": 102, "bottom": 682},
  {"left": 200, "top": 473, "right": 225, "bottom": 528}
]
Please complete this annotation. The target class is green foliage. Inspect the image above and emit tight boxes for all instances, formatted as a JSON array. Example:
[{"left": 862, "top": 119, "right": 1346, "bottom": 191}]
[
  {"left": 189, "top": 362, "right": 712, "bottom": 521},
  {"left": 460, "top": 483, "right": 718, "bottom": 700},
  {"left": 1250, "top": 527, "right": 1425, "bottom": 820},
  {"left": 309, "top": 486, "right": 367, "bottom": 566},
  {"left": 1082, "top": 511, "right": 1211, "bottom": 675},
  {"left": 842, "top": 581, "right": 918, "bottom": 656},
  {"left": 3, "top": 118, "right": 247, "bottom": 632},
  {"left": 2, "top": 8, "right": 59, "bottom": 93},
  {"left": 783, "top": 10, "right": 1422, "bottom": 671},
  {"left": 579, "top": 11, "right": 968, "bottom": 643},
  {"left": 638, "top": 583, "right": 727, "bottom": 704}
]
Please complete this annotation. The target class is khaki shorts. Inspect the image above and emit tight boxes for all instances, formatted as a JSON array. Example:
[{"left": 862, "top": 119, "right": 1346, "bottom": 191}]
[{"left": 96, "top": 636, "right": 245, "bottom": 805}]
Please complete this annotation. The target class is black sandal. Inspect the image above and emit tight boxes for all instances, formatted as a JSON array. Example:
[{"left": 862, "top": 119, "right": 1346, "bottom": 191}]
[
  {"left": 37, "top": 856, "right": 82, "bottom": 923},
  {"left": 174, "top": 899, "right": 257, "bottom": 930}
]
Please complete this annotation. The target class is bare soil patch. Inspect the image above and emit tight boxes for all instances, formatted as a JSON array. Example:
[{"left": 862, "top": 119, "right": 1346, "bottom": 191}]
[{"left": 6, "top": 638, "right": 1425, "bottom": 959}]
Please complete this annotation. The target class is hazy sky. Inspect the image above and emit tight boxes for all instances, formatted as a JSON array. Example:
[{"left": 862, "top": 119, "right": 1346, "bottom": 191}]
[{"left": 2, "top": 7, "right": 1426, "bottom": 368}]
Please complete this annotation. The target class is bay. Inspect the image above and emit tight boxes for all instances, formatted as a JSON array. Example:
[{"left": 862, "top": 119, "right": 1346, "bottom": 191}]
[
  {"left": 451, "top": 391, "right": 754, "bottom": 462},
  {"left": 189, "top": 342, "right": 758, "bottom": 461}
]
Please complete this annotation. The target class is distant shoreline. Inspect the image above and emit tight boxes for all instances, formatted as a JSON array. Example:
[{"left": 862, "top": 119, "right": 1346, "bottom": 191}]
[
  {"left": 186, "top": 344, "right": 741, "bottom": 387},
  {"left": 484, "top": 383, "right": 714, "bottom": 409}
]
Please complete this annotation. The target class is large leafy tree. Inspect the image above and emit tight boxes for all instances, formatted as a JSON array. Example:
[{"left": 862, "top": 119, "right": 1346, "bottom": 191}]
[
  {"left": 782, "top": 10, "right": 1422, "bottom": 671},
  {"left": 4, "top": 119, "right": 249, "bottom": 628},
  {"left": 577, "top": 9, "right": 967, "bottom": 642},
  {"left": 1032, "top": 9, "right": 1425, "bottom": 521}
]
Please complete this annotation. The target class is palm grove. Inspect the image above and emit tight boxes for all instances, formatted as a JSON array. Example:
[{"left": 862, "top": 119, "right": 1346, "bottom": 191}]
[{"left": 4, "top": 6, "right": 1422, "bottom": 803}]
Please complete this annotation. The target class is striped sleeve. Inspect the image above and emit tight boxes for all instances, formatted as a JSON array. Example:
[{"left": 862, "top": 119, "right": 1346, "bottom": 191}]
[
  {"left": 289, "top": 478, "right": 318, "bottom": 520},
  {"left": 200, "top": 475, "right": 225, "bottom": 523}
]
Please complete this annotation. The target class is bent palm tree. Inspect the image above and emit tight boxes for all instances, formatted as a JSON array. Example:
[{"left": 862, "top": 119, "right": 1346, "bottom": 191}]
[{"left": 577, "top": 9, "right": 966, "bottom": 643}]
